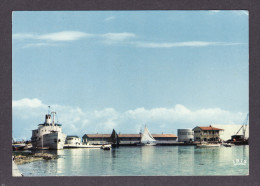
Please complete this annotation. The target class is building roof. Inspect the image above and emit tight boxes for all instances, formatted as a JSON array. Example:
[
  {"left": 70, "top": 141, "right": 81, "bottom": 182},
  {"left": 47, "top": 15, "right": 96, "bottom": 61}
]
[
  {"left": 194, "top": 125, "right": 224, "bottom": 131},
  {"left": 118, "top": 134, "right": 141, "bottom": 138},
  {"left": 83, "top": 134, "right": 177, "bottom": 138},
  {"left": 67, "top": 135, "right": 80, "bottom": 138},
  {"left": 84, "top": 134, "right": 111, "bottom": 138},
  {"left": 152, "top": 134, "right": 177, "bottom": 138}
]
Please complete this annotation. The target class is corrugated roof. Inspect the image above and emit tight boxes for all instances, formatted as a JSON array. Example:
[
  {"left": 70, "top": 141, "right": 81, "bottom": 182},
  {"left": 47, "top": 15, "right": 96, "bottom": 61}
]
[
  {"left": 152, "top": 134, "right": 177, "bottom": 138},
  {"left": 197, "top": 126, "right": 224, "bottom": 131},
  {"left": 84, "top": 134, "right": 111, "bottom": 138},
  {"left": 118, "top": 134, "right": 141, "bottom": 138},
  {"left": 83, "top": 134, "right": 177, "bottom": 138}
]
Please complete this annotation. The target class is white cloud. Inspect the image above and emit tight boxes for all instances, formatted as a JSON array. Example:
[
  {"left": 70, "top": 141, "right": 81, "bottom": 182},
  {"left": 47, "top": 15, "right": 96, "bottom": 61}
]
[
  {"left": 13, "top": 31, "right": 135, "bottom": 42},
  {"left": 13, "top": 98, "right": 45, "bottom": 108},
  {"left": 13, "top": 31, "right": 136, "bottom": 48},
  {"left": 104, "top": 16, "right": 115, "bottom": 22},
  {"left": 123, "top": 105, "right": 244, "bottom": 126},
  {"left": 13, "top": 30, "right": 243, "bottom": 49},
  {"left": 208, "top": 10, "right": 248, "bottom": 16},
  {"left": 13, "top": 33, "right": 37, "bottom": 39},
  {"left": 208, "top": 10, "right": 221, "bottom": 14},
  {"left": 13, "top": 31, "right": 92, "bottom": 41},
  {"left": 22, "top": 43, "right": 58, "bottom": 48},
  {"left": 102, "top": 32, "right": 136, "bottom": 41},
  {"left": 38, "top": 31, "right": 92, "bottom": 41},
  {"left": 94, "top": 108, "right": 119, "bottom": 119},
  {"left": 13, "top": 98, "right": 247, "bottom": 139},
  {"left": 135, "top": 41, "right": 242, "bottom": 48}
]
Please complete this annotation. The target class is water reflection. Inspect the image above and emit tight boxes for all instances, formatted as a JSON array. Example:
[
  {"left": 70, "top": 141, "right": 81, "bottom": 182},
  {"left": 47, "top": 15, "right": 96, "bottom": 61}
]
[
  {"left": 177, "top": 146, "right": 195, "bottom": 175},
  {"left": 17, "top": 146, "right": 249, "bottom": 176},
  {"left": 141, "top": 146, "right": 155, "bottom": 164}
]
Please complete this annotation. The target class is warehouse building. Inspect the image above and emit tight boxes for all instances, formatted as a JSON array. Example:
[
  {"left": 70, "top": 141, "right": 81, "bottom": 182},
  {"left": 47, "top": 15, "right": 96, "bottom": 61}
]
[{"left": 82, "top": 133, "right": 178, "bottom": 145}]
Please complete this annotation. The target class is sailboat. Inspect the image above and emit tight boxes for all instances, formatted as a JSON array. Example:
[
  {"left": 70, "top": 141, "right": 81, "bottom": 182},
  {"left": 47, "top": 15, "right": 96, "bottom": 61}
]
[
  {"left": 108, "top": 129, "right": 120, "bottom": 148},
  {"left": 140, "top": 125, "right": 157, "bottom": 146}
]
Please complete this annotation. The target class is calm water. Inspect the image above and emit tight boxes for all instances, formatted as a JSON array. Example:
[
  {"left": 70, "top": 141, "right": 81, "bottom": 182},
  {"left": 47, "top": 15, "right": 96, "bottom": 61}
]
[{"left": 17, "top": 145, "right": 249, "bottom": 176}]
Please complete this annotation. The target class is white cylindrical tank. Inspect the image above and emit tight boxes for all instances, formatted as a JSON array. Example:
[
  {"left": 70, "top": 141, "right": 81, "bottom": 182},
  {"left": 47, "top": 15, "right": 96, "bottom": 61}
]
[{"left": 178, "top": 129, "right": 194, "bottom": 142}]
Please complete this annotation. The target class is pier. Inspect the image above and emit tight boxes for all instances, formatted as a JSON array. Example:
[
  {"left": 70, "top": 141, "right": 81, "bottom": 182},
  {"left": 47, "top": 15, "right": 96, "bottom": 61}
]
[{"left": 12, "top": 159, "right": 23, "bottom": 177}]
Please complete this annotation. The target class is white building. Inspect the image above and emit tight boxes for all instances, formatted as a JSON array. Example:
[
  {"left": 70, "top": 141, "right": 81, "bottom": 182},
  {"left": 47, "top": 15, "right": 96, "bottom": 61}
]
[{"left": 177, "top": 129, "right": 194, "bottom": 142}]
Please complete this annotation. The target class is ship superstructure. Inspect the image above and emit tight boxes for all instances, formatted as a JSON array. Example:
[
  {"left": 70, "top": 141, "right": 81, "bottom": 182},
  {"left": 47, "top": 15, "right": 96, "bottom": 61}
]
[{"left": 31, "top": 108, "right": 67, "bottom": 150}]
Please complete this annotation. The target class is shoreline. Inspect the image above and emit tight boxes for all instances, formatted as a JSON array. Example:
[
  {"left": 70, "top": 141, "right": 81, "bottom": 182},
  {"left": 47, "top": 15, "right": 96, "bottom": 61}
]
[{"left": 13, "top": 152, "right": 57, "bottom": 165}]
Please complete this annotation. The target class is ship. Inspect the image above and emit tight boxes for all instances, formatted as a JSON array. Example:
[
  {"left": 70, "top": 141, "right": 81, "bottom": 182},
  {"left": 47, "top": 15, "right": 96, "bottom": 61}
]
[{"left": 31, "top": 107, "right": 67, "bottom": 150}]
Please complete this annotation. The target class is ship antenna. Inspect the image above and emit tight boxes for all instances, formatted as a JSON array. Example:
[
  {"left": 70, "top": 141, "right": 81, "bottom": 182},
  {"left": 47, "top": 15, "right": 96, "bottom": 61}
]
[
  {"left": 56, "top": 113, "right": 59, "bottom": 124},
  {"left": 48, "top": 106, "right": 50, "bottom": 115},
  {"left": 51, "top": 111, "right": 56, "bottom": 125}
]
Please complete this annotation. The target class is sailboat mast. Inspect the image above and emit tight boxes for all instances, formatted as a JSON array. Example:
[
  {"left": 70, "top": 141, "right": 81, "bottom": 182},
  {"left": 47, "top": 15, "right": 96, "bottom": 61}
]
[
  {"left": 139, "top": 127, "right": 142, "bottom": 143},
  {"left": 243, "top": 113, "right": 249, "bottom": 139}
]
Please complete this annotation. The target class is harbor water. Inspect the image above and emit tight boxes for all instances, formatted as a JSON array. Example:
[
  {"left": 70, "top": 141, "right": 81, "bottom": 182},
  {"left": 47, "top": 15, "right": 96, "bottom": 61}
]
[{"left": 17, "top": 145, "right": 249, "bottom": 176}]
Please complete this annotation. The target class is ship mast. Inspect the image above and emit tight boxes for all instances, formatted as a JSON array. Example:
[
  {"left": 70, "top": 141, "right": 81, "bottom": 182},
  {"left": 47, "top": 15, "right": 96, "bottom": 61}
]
[{"left": 51, "top": 112, "right": 56, "bottom": 124}]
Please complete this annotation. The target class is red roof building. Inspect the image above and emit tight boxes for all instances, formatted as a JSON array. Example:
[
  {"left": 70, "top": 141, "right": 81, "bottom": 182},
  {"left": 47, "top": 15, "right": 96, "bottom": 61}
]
[{"left": 193, "top": 125, "right": 224, "bottom": 142}]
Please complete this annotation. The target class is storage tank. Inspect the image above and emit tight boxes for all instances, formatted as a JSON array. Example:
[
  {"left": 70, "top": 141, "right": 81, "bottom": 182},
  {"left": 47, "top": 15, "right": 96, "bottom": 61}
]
[{"left": 177, "top": 129, "right": 194, "bottom": 142}]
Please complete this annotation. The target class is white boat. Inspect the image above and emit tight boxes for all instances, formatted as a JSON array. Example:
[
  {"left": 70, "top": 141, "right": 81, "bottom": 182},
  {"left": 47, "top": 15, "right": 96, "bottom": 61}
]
[
  {"left": 64, "top": 135, "right": 82, "bottom": 147},
  {"left": 100, "top": 144, "right": 112, "bottom": 150},
  {"left": 64, "top": 143, "right": 109, "bottom": 149},
  {"left": 196, "top": 143, "right": 221, "bottom": 147},
  {"left": 222, "top": 143, "right": 234, "bottom": 147},
  {"left": 140, "top": 125, "right": 157, "bottom": 146},
  {"left": 31, "top": 108, "right": 67, "bottom": 150},
  {"left": 12, "top": 143, "right": 26, "bottom": 151}
]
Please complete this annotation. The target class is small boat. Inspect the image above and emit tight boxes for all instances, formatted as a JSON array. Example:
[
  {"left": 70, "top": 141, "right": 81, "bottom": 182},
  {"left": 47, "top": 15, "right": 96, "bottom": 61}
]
[
  {"left": 222, "top": 143, "right": 233, "bottom": 147},
  {"left": 64, "top": 143, "right": 104, "bottom": 149},
  {"left": 101, "top": 144, "right": 111, "bottom": 150},
  {"left": 37, "top": 147, "right": 50, "bottom": 150},
  {"left": 12, "top": 143, "right": 26, "bottom": 151},
  {"left": 196, "top": 143, "right": 220, "bottom": 147}
]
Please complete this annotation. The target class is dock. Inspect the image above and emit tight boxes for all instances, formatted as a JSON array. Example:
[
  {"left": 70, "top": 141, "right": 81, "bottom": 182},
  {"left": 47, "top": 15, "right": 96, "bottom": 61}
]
[
  {"left": 12, "top": 159, "right": 23, "bottom": 177},
  {"left": 64, "top": 144, "right": 111, "bottom": 149}
]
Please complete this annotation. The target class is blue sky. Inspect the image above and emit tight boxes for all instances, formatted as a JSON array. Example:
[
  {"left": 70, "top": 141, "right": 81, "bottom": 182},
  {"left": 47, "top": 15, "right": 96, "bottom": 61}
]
[{"left": 12, "top": 11, "right": 248, "bottom": 140}]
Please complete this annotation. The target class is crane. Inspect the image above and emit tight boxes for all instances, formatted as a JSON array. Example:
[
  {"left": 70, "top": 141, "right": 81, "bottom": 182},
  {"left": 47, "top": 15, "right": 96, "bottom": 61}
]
[{"left": 235, "top": 113, "right": 249, "bottom": 140}]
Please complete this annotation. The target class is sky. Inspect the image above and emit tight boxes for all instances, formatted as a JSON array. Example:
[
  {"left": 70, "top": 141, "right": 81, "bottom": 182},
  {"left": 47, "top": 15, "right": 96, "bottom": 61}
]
[{"left": 12, "top": 11, "right": 249, "bottom": 140}]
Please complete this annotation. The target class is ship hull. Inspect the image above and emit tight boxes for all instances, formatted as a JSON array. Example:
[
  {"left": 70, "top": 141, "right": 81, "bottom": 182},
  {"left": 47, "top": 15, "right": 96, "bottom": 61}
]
[{"left": 32, "top": 132, "right": 67, "bottom": 150}]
